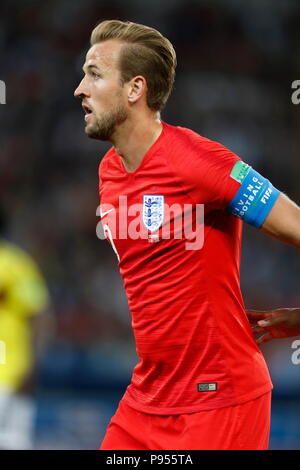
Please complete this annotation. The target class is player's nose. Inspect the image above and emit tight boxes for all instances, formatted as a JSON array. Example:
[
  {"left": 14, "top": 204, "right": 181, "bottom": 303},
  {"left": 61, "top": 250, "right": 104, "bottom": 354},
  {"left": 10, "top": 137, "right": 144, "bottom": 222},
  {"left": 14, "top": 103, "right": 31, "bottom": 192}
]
[{"left": 74, "top": 77, "right": 89, "bottom": 99}]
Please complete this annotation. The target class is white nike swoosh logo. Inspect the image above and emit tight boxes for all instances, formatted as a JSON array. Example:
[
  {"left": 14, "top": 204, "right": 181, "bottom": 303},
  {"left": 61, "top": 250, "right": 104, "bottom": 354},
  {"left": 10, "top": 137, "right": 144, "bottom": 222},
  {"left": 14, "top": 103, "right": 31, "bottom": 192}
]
[{"left": 100, "top": 208, "right": 113, "bottom": 218}]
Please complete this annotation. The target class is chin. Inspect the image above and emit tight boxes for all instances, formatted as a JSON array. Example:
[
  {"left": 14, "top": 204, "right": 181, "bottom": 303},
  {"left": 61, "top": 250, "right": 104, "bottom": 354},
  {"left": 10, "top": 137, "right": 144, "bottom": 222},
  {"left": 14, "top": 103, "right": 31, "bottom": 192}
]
[
  {"left": 85, "top": 126, "right": 110, "bottom": 141},
  {"left": 85, "top": 123, "right": 97, "bottom": 138},
  {"left": 85, "top": 129, "right": 100, "bottom": 140}
]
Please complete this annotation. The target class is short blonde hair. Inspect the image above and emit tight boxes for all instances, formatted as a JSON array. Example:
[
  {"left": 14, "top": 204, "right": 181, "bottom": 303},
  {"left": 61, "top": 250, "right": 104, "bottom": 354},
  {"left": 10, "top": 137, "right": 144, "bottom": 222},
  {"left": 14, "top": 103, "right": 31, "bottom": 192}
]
[{"left": 90, "top": 20, "right": 177, "bottom": 111}]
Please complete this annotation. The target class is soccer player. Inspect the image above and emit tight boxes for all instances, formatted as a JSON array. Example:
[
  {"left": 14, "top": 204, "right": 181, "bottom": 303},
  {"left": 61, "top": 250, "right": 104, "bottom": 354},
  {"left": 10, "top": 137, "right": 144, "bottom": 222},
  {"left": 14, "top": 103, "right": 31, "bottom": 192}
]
[
  {"left": 74, "top": 20, "right": 300, "bottom": 450},
  {"left": 0, "top": 218, "right": 50, "bottom": 449}
]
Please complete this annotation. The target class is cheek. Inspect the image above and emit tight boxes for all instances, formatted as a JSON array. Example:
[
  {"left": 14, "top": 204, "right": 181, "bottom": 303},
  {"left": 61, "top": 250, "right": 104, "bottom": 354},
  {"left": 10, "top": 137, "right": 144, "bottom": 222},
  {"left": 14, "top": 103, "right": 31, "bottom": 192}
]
[
  {"left": 92, "top": 81, "right": 125, "bottom": 112},
  {"left": 94, "top": 84, "right": 116, "bottom": 107}
]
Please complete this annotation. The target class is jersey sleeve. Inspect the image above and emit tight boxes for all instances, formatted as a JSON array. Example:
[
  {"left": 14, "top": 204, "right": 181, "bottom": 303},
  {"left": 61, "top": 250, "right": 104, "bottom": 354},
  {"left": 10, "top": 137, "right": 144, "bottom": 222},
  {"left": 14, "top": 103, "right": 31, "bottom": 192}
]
[
  {"left": 226, "top": 162, "right": 280, "bottom": 228},
  {"left": 166, "top": 129, "right": 242, "bottom": 210},
  {"left": 165, "top": 128, "right": 281, "bottom": 227}
]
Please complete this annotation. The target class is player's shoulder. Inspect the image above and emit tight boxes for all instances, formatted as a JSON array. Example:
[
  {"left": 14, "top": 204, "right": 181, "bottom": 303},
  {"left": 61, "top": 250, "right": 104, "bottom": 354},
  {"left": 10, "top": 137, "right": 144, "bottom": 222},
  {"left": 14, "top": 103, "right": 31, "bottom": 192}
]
[
  {"left": 163, "top": 122, "right": 240, "bottom": 170},
  {"left": 162, "top": 122, "right": 242, "bottom": 187},
  {"left": 0, "top": 239, "right": 28, "bottom": 261},
  {"left": 163, "top": 122, "right": 227, "bottom": 156},
  {"left": 0, "top": 240, "right": 40, "bottom": 275}
]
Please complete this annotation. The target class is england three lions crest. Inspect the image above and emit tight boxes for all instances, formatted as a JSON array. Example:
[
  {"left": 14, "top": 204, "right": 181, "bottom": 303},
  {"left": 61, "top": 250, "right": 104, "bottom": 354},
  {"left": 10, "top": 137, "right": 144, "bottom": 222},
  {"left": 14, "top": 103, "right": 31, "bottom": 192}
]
[{"left": 142, "top": 195, "right": 164, "bottom": 232}]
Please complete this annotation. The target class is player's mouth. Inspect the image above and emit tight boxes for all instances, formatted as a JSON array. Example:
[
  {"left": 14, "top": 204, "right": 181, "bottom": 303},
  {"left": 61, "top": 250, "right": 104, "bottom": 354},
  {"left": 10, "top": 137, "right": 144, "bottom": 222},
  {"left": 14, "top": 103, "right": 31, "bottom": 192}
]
[{"left": 82, "top": 103, "right": 93, "bottom": 121}]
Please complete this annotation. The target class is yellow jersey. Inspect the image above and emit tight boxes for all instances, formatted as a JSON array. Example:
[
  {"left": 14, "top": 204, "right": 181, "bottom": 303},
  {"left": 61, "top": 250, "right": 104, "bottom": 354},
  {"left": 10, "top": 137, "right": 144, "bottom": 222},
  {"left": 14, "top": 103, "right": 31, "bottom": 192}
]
[{"left": 0, "top": 240, "right": 49, "bottom": 390}]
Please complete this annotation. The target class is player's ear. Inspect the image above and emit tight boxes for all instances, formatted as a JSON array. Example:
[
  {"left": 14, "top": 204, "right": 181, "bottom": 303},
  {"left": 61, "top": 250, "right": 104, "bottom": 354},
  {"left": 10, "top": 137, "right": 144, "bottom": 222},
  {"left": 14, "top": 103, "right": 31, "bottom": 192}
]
[{"left": 127, "top": 76, "right": 147, "bottom": 104}]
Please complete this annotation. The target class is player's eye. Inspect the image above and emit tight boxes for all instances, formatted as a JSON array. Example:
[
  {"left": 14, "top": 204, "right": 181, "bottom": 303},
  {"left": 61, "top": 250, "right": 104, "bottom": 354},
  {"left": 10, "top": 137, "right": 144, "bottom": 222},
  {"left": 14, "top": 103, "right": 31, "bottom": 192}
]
[{"left": 91, "top": 71, "right": 101, "bottom": 79}]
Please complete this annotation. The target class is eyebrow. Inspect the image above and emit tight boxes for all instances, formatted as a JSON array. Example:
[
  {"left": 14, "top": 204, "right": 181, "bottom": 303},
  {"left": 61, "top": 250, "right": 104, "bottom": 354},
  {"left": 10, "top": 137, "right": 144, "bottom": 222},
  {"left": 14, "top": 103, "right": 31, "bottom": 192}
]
[{"left": 82, "top": 64, "right": 101, "bottom": 74}]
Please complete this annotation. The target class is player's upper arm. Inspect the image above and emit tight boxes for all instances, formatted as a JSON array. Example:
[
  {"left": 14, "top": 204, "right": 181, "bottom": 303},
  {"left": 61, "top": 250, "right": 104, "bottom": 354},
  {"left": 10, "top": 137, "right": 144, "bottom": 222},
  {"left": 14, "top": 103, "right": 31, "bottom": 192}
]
[
  {"left": 259, "top": 192, "right": 300, "bottom": 249},
  {"left": 226, "top": 163, "right": 281, "bottom": 228}
]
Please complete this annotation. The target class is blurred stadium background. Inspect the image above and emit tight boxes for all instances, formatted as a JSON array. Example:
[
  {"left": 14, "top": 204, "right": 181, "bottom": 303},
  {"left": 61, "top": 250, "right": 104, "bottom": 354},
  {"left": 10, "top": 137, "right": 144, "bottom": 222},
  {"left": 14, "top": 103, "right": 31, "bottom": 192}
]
[{"left": 0, "top": 0, "right": 300, "bottom": 449}]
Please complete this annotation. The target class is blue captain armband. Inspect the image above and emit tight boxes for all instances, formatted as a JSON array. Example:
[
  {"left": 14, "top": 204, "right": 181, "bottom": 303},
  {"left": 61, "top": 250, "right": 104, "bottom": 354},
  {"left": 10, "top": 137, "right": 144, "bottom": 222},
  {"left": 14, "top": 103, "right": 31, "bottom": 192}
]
[{"left": 227, "top": 161, "right": 281, "bottom": 228}]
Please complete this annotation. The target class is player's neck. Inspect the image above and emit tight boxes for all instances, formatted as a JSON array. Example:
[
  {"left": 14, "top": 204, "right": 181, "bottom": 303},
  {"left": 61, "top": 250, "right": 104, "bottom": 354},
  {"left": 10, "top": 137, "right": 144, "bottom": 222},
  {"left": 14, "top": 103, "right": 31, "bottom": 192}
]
[{"left": 112, "top": 113, "right": 162, "bottom": 173}]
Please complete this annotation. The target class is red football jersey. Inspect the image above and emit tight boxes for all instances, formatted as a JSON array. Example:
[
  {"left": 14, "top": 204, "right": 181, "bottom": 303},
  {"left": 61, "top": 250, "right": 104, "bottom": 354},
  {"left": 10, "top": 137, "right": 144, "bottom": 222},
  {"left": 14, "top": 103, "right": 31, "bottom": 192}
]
[{"left": 98, "top": 121, "right": 273, "bottom": 415}]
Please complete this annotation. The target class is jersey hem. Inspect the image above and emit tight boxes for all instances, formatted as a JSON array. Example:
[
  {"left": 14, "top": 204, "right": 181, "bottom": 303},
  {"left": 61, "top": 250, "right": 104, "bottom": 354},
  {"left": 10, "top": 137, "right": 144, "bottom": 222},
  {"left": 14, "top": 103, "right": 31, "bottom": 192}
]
[{"left": 122, "top": 382, "right": 273, "bottom": 416}]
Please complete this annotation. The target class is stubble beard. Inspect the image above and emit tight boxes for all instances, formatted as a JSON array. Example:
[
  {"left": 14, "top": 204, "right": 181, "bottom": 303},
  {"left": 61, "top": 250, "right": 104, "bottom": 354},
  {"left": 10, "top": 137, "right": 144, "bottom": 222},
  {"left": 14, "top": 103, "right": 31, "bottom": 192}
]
[{"left": 85, "top": 104, "right": 128, "bottom": 141}]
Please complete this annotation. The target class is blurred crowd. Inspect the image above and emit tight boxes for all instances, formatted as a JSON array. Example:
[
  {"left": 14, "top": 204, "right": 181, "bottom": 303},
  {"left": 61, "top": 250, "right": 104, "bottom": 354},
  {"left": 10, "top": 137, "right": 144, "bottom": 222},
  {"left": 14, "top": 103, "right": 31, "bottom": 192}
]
[{"left": 0, "top": 0, "right": 300, "bottom": 448}]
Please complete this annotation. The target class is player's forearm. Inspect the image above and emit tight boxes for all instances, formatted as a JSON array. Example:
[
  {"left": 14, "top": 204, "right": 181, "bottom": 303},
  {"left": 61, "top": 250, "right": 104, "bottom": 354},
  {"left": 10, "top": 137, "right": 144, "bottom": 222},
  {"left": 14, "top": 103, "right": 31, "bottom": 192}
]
[{"left": 260, "top": 193, "right": 300, "bottom": 249}]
